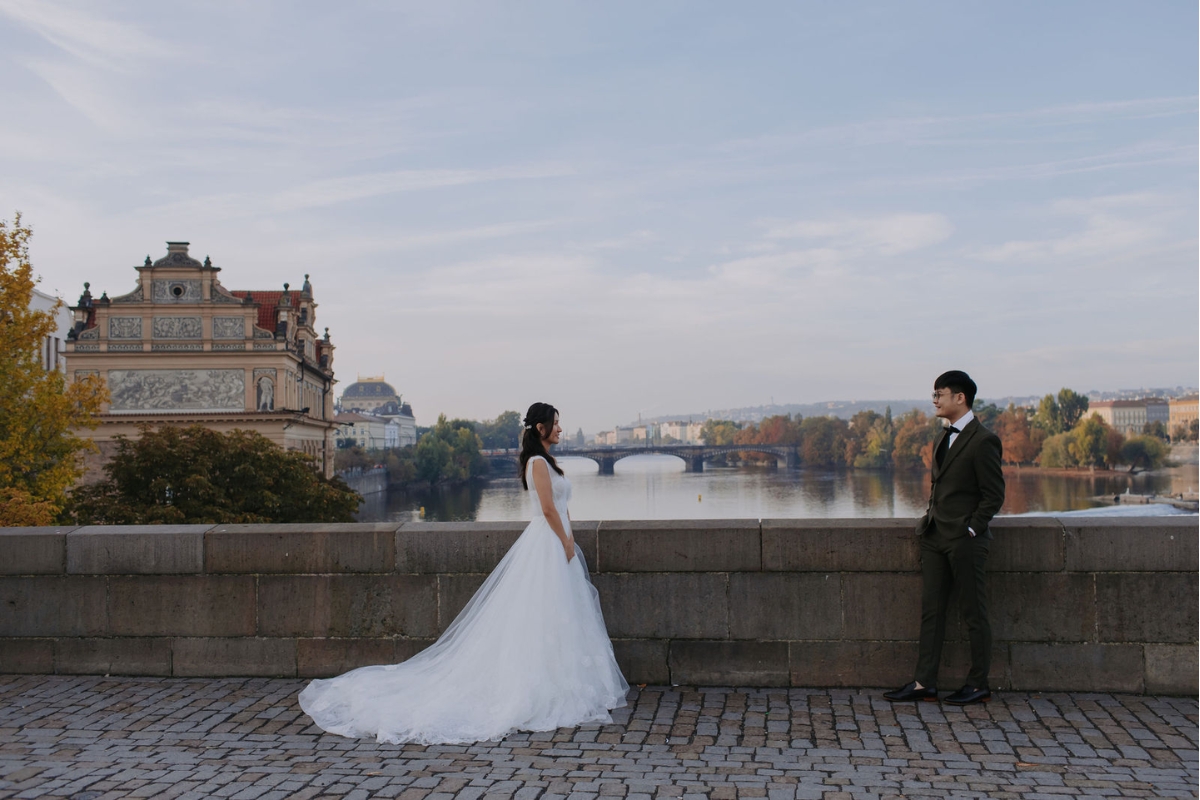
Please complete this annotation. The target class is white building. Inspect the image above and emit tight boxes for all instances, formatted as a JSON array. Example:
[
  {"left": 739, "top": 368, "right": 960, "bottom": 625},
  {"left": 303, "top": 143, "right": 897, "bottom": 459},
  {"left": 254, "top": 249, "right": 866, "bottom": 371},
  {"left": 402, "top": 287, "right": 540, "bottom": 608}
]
[
  {"left": 660, "top": 420, "right": 705, "bottom": 444},
  {"left": 29, "top": 288, "right": 73, "bottom": 372},
  {"left": 336, "top": 412, "right": 392, "bottom": 449}
]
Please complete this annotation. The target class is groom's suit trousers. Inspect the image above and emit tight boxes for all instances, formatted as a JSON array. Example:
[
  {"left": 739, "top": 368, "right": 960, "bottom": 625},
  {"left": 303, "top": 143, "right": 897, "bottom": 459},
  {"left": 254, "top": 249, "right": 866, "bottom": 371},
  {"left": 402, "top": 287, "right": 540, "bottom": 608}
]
[{"left": 915, "top": 521, "right": 991, "bottom": 689}]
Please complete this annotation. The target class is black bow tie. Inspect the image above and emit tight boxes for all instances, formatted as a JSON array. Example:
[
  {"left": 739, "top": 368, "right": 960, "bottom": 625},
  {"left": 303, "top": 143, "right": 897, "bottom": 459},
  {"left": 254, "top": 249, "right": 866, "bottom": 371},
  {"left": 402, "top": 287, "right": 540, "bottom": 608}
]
[{"left": 945, "top": 425, "right": 960, "bottom": 434}]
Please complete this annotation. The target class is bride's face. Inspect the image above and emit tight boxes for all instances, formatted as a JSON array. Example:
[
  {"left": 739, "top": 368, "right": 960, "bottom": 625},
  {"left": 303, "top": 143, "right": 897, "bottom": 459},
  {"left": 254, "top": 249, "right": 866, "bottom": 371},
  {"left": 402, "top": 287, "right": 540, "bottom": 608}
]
[{"left": 540, "top": 414, "right": 562, "bottom": 446}]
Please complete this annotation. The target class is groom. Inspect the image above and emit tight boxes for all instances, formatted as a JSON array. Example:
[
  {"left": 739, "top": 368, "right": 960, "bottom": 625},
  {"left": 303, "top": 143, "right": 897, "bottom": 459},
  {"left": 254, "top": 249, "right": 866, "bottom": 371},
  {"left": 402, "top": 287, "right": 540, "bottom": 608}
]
[{"left": 885, "top": 370, "right": 1005, "bottom": 705}]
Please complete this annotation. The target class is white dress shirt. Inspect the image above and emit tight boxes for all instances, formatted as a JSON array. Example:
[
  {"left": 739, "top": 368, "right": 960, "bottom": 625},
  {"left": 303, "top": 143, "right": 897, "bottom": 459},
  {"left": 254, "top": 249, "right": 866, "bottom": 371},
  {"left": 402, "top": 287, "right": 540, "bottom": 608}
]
[{"left": 946, "top": 409, "right": 974, "bottom": 450}]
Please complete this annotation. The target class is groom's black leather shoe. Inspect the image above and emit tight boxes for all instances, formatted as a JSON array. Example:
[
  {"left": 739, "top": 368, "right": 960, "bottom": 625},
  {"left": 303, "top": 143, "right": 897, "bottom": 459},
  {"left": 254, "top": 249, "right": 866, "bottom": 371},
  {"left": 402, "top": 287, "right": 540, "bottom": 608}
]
[
  {"left": 944, "top": 685, "right": 991, "bottom": 705},
  {"left": 883, "top": 682, "right": 938, "bottom": 702}
]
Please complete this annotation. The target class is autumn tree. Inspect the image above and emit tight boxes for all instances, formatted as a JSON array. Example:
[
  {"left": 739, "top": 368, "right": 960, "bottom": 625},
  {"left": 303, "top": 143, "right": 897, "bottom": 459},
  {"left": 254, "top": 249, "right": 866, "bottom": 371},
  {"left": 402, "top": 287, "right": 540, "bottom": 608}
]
[
  {"left": 799, "top": 416, "right": 850, "bottom": 468},
  {"left": 65, "top": 425, "right": 359, "bottom": 524},
  {"left": 993, "top": 405, "right": 1043, "bottom": 465},
  {"left": 0, "top": 215, "right": 107, "bottom": 526},
  {"left": 892, "top": 410, "right": 938, "bottom": 470},
  {"left": 700, "top": 419, "right": 741, "bottom": 446}
]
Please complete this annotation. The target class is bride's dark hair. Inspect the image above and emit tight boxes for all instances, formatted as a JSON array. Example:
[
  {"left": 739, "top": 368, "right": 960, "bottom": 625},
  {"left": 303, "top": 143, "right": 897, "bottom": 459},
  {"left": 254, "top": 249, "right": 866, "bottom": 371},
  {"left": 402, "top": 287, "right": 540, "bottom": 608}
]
[{"left": 519, "top": 402, "right": 564, "bottom": 489}]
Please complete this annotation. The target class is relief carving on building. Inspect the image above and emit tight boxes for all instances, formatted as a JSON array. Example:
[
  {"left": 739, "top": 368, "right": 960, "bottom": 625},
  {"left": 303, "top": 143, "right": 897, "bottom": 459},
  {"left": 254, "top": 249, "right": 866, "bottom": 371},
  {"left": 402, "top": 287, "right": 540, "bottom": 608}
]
[
  {"left": 108, "top": 369, "right": 245, "bottom": 412},
  {"left": 212, "top": 317, "right": 245, "bottom": 339},
  {"left": 151, "top": 343, "right": 203, "bottom": 351},
  {"left": 108, "top": 317, "right": 143, "bottom": 340},
  {"left": 108, "top": 343, "right": 143, "bottom": 352},
  {"left": 151, "top": 279, "right": 201, "bottom": 303},
  {"left": 211, "top": 342, "right": 245, "bottom": 351},
  {"left": 253, "top": 326, "right": 274, "bottom": 339},
  {"left": 78, "top": 327, "right": 98, "bottom": 340},
  {"left": 111, "top": 285, "right": 144, "bottom": 303},
  {"left": 152, "top": 316, "right": 202, "bottom": 339}
]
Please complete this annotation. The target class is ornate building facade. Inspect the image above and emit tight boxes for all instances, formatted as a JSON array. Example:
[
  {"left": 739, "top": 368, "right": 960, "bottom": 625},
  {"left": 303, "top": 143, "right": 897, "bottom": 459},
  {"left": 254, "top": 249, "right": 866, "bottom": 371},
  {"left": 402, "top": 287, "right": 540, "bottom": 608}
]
[
  {"left": 65, "top": 242, "right": 338, "bottom": 477},
  {"left": 339, "top": 376, "right": 418, "bottom": 446}
]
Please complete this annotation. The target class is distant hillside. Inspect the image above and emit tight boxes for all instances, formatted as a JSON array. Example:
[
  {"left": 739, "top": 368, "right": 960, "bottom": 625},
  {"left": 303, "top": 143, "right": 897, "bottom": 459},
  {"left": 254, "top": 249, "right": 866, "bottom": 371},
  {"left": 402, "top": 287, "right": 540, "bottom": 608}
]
[
  {"left": 622, "top": 386, "right": 1197, "bottom": 428},
  {"left": 634, "top": 396, "right": 1037, "bottom": 426}
]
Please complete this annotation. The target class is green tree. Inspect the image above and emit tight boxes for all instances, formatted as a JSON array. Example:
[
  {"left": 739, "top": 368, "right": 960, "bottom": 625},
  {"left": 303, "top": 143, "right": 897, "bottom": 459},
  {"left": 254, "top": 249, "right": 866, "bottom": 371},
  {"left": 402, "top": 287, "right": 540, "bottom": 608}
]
[
  {"left": 414, "top": 415, "right": 487, "bottom": 482},
  {"left": 1032, "top": 394, "right": 1063, "bottom": 435},
  {"left": 1120, "top": 435, "right": 1167, "bottom": 473},
  {"left": 1037, "top": 432, "right": 1076, "bottom": 468},
  {"left": 972, "top": 402, "right": 1002, "bottom": 430},
  {"left": 1068, "top": 414, "right": 1110, "bottom": 468},
  {"left": 1142, "top": 421, "right": 1169, "bottom": 440},
  {"left": 477, "top": 410, "right": 521, "bottom": 449},
  {"left": 1057, "top": 388, "right": 1089, "bottom": 430},
  {"left": 64, "top": 425, "right": 359, "bottom": 524},
  {"left": 700, "top": 419, "right": 741, "bottom": 446},
  {"left": 1, "top": 214, "right": 108, "bottom": 526}
]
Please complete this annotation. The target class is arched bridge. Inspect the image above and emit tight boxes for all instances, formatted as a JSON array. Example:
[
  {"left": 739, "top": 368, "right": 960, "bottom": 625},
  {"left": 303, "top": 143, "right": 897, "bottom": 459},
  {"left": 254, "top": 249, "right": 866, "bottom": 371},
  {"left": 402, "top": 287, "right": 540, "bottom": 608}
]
[{"left": 481, "top": 444, "right": 799, "bottom": 474}]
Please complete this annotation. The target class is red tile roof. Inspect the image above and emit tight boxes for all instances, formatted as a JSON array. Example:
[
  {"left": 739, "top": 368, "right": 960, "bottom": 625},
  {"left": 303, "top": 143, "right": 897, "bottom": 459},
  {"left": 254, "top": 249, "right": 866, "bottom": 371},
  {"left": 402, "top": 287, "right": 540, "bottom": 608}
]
[{"left": 230, "top": 290, "right": 299, "bottom": 332}]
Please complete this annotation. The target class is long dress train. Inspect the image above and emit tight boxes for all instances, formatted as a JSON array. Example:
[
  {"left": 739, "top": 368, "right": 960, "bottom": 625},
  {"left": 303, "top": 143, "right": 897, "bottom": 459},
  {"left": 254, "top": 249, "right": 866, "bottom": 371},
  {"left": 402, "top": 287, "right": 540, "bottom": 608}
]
[{"left": 298, "top": 455, "right": 629, "bottom": 744}]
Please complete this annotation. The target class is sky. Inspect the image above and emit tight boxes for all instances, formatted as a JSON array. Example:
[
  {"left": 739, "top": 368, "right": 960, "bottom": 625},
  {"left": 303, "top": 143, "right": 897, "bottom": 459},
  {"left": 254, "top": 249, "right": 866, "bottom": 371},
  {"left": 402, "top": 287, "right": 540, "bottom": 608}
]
[{"left": 1, "top": 1, "right": 1196, "bottom": 433}]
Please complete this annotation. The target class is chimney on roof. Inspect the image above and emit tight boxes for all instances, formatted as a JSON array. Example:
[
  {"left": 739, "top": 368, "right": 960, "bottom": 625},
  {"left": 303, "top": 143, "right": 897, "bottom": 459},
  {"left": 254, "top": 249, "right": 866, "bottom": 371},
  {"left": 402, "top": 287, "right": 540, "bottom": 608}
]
[{"left": 166, "top": 242, "right": 190, "bottom": 255}]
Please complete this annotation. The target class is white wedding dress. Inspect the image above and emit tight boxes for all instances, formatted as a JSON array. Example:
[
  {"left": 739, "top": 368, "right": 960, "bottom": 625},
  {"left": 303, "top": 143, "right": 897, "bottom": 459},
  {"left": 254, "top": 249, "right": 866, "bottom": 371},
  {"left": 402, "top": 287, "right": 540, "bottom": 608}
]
[{"left": 298, "top": 455, "right": 629, "bottom": 744}]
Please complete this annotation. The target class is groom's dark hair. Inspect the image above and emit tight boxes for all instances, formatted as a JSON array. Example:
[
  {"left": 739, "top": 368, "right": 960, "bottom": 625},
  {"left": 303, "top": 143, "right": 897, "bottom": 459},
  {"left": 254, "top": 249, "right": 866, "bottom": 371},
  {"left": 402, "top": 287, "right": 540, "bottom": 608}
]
[
  {"left": 934, "top": 370, "right": 977, "bottom": 408},
  {"left": 519, "top": 402, "right": 565, "bottom": 489}
]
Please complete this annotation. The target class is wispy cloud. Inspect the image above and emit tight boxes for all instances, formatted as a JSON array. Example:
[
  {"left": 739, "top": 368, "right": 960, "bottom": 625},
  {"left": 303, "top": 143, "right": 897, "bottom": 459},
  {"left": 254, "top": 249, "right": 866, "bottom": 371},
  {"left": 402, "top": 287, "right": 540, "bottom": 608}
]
[{"left": 0, "top": 0, "right": 174, "bottom": 68}]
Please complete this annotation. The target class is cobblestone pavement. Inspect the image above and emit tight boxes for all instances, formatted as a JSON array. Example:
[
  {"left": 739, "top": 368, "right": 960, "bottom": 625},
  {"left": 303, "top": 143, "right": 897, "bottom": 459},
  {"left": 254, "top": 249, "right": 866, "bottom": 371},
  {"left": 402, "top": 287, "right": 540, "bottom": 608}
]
[{"left": 0, "top": 677, "right": 1195, "bottom": 800}]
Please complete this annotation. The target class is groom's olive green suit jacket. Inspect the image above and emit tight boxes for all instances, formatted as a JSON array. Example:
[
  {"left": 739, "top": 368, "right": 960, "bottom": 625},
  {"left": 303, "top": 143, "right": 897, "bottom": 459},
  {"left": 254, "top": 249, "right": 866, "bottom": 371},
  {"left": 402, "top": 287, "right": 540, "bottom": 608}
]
[{"left": 916, "top": 417, "right": 1005, "bottom": 540}]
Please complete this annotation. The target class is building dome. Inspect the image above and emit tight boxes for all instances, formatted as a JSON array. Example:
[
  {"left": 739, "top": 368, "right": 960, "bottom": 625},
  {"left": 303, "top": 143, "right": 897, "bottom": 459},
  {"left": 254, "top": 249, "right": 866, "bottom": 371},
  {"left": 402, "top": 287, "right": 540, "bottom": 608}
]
[{"left": 342, "top": 379, "right": 398, "bottom": 399}]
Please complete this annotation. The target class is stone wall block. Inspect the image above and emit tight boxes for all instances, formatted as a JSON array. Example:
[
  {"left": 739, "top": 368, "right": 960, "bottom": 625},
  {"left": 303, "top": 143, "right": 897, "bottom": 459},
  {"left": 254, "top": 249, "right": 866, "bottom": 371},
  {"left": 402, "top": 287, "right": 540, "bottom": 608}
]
[
  {"left": 937, "top": 641, "right": 1012, "bottom": 691},
  {"left": 1096, "top": 573, "right": 1198, "bottom": 643},
  {"left": 1064, "top": 517, "right": 1198, "bottom": 572},
  {"left": 728, "top": 573, "right": 841, "bottom": 640},
  {"left": 670, "top": 640, "right": 789, "bottom": 687},
  {"left": 393, "top": 638, "right": 437, "bottom": 663},
  {"left": 841, "top": 574, "right": 922, "bottom": 640},
  {"left": 0, "top": 639, "right": 54, "bottom": 672},
  {"left": 987, "top": 520, "right": 1064, "bottom": 571},
  {"left": 597, "top": 520, "right": 760, "bottom": 572},
  {"left": 68, "top": 525, "right": 208, "bottom": 574},
  {"left": 297, "top": 638, "right": 398, "bottom": 677},
  {"left": 788, "top": 641, "right": 919, "bottom": 688},
  {"left": 56, "top": 638, "right": 172, "bottom": 676},
  {"left": 762, "top": 519, "right": 918, "bottom": 571},
  {"left": 1144, "top": 644, "right": 1199, "bottom": 695},
  {"left": 437, "top": 574, "right": 488, "bottom": 632},
  {"left": 0, "top": 577, "right": 106, "bottom": 636},
  {"left": 1009, "top": 643, "right": 1144, "bottom": 693},
  {"left": 0, "top": 528, "right": 71, "bottom": 574},
  {"left": 611, "top": 639, "right": 670, "bottom": 685},
  {"left": 990, "top": 573, "right": 1096, "bottom": 642},
  {"left": 397, "top": 523, "right": 527, "bottom": 574},
  {"left": 258, "top": 575, "right": 438, "bottom": 638},
  {"left": 108, "top": 576, "right": 255, "bottom": 637},
  {"left": 592, "top": 573, "right": 728, "bottom": 639},
  {"left": 173, "top": 637, "right": 296, "bottom": 677},
  {"left": 207, "top": 524, "right": 397, "bottom": 573}
]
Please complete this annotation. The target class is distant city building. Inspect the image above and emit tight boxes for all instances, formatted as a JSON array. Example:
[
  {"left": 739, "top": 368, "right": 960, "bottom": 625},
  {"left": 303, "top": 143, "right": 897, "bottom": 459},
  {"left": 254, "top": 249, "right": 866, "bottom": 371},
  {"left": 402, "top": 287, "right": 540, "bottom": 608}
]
[
  {"left": 1169, "top": 395, "right": 1198, "bottom": 440},
  {"left": 340, "top": 375, "right": 399, "bottom": 412},
  {"left": 29, "top": 288, "right": 73, "bottom": 372},
  {"left": 335, "top": 411, "right": 401, "bottom": 449},
  {"left": 660, "top": 420, "right": 705, "bottom": 444},
  {"left": 1088, "top": 398, "right": 1169, "bottom": 437},
  {"left": 64, "top": 242, "right": 338, "bottom": 477},
  {"left": 338, "top": 375, "right": 417, "bottom": 446},
  {"left": 594, "top": 427, "right": 635, "bottom": 446}
]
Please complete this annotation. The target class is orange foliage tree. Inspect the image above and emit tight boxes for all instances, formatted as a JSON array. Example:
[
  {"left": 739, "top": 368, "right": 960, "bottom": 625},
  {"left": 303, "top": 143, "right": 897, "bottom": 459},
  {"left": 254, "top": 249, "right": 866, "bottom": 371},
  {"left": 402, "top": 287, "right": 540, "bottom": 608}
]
[{"left": 0, "top": 215, "right": 107, "bottom": 525}]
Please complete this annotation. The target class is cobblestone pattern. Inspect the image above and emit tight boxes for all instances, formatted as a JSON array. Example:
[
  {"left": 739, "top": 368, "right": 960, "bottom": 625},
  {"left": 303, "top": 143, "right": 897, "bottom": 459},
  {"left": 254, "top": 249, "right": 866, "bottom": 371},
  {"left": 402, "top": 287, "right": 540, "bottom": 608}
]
[{"left": 0, "top": 677, "right": 1195, "bottom": 799}]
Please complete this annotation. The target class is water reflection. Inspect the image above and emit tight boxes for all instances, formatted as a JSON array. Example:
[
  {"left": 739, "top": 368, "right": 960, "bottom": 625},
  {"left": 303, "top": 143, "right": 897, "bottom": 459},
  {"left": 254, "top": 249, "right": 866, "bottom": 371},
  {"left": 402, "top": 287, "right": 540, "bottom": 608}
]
[{"left": 357, "top": 454, "right": 1199, "bottom": 523}]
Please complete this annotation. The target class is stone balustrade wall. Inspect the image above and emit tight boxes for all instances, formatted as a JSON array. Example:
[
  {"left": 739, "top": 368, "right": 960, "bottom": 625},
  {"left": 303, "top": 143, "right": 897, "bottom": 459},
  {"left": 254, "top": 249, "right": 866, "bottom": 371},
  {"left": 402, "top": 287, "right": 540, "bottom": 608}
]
[{"left": 0, "top": 518, "right": 1195, "bottom": 694}]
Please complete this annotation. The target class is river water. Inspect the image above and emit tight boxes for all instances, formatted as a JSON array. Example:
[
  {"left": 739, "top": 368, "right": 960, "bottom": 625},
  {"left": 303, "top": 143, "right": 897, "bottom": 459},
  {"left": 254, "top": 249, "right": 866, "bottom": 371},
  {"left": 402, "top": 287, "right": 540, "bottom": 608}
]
[{"left": 355, "top": 454, "right": 1199, "bottom": 522}]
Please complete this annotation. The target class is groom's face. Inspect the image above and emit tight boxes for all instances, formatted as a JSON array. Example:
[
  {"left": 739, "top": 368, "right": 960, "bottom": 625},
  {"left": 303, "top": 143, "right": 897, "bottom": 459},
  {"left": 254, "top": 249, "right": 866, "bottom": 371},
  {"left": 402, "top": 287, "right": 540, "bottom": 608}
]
[{"left": 932, "top": 387, "right": 968, "bottom": 421}]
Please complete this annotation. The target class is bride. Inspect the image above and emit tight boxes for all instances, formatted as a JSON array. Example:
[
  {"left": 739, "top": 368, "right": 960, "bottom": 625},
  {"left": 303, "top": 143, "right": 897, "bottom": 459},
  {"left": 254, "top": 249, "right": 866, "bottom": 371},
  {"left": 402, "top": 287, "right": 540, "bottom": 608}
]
[{"left": 299, "top": 402, "right": 629, "bottom": 744}]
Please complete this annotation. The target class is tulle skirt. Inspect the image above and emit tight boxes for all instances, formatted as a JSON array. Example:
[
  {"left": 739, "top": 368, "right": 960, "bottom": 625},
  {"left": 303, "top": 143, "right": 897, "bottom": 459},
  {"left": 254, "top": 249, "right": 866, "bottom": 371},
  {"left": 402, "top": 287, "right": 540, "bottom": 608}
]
[{"left": 298, "top": 518, "right": 629, "bottom": 744}]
